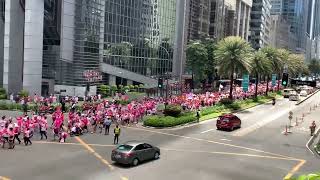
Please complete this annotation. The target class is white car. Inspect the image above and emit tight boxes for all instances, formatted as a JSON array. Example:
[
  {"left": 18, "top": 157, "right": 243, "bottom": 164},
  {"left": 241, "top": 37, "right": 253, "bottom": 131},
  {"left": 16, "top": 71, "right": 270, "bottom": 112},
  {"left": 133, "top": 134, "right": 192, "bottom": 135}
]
[
  {"left": 300, "top": 90, "right": 308, "bottom": 97},
  {"left": 289, "top": 94, "right": 300, "bottom": 101}
]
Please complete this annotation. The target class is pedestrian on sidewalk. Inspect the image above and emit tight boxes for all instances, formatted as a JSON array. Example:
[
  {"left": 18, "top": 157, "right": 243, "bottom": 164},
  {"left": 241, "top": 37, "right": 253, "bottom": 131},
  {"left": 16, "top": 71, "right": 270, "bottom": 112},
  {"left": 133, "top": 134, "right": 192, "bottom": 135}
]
[
  {"left": 113, "top": 125, "right": 121, "bottom": 144},
  {"left": 104, "top": 116, "right": 112, "bottom": 135},
  {"left": 310, "top": 121, "right": 317, "bottom": 136}
]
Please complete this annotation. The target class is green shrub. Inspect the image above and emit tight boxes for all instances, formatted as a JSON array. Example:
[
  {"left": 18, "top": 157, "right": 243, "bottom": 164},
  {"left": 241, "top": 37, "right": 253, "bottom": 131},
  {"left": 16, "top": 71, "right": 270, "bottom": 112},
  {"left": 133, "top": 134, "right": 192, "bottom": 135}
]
[
  {"left": 0, "top": 102, "right": 8, "bottom": 110},
  {"left": 220, "top": 98, "right": 233, "bottom": 105},
  {"left": 124, "top": 86, "right": 130, "bottom": 92},
  {"left": 0, "top": 94, "right": 7, "bottom": 99},
  {"left": 19, "top": 89, "right": 29, "bottom": 97},
  {"left": 143, "top": 112, "right": 196, "bottom": 127},
  {"left": 163, "top": 105, "right": 182, "bottom": 117},
  {"left": 129, "top": 85, "right": 135, "bottom": 91},
  {"left": 0, "top": 88, "right": 6, "bottom": 94}
]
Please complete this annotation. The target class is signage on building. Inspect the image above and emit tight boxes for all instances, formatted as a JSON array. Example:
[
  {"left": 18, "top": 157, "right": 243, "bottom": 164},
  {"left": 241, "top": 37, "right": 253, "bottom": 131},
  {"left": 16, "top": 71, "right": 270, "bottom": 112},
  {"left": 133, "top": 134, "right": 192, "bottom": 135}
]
[{"left": 83, "top": 70, "right": 102, "bottom": 82}]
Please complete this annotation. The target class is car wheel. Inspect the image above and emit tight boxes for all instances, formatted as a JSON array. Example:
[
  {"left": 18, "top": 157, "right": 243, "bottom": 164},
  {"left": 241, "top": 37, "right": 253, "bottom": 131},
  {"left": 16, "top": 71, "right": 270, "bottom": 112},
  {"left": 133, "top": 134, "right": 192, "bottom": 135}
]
[
  {"left": 230, "top": 126, "right": 234, "bottom": 131},
  {"left": 238, "top": 123, "right": 241, "bottom": 128},
  {"left": 154, "top": 152, "right": 160, "bottom": 159},
  {"left": 132, "top": 158, "right": 139, "bottom": 166}
]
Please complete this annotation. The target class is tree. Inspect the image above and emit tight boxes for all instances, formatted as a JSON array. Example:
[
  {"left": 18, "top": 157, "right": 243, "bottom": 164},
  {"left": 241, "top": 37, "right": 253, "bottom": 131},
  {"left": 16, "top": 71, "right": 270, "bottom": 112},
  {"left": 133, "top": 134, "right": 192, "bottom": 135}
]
[
  {"left": 308, "top": 58, "right": 320, "bottom": 76},
  {"left": 214, "top": 36, "right": 253, "bottom": 99},
  {"left": 186, "top": 41, "right": 208, "bottom": 89},
  {"left": 251, "top": 51, "right": 272, "bottom": 98},
  {"left": 287, "top": 54, "right": 306, "bottom": 77},
  {"left": 111, "top": 85, "right": 118, "bottom": 96},
  {"left": 261, "top": 47, "right": 281, "bottom": 95},
  {"left": 277, "top": 49, "right": 290, "bottom": 90},
  {"left": 203, "top": 38, "right": 217, "bottom": 85}
]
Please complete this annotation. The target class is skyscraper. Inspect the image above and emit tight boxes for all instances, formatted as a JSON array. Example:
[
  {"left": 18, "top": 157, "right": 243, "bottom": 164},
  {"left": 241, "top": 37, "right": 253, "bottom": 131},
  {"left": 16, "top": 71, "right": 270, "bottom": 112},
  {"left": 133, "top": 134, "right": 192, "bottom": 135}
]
[
  {"left": 270, "top": 0, "right": 282, "bottom": 15},
  {"left": 249, "top": 0, "right": 272, "bottom": 49},
  {"left": 0, "top": 0, "right": 180, "bottom": 96},
  {"left": 282, "top": 0, "right": 309, "bottom": 52}
]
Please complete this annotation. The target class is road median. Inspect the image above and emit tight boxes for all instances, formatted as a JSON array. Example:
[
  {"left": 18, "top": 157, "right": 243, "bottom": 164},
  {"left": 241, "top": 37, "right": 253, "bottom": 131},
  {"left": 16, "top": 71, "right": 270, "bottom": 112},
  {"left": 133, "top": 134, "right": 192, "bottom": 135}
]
[{"left": 143, "top": 93, "right": 281, "bottom": 129}]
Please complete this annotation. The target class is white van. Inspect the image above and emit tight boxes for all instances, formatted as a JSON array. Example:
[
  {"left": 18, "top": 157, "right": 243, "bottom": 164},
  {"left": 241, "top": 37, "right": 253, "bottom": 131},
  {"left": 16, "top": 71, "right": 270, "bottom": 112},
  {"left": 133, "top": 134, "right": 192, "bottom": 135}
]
[{"left": 283, "top": 88, "right": 294, "bottom": 98}]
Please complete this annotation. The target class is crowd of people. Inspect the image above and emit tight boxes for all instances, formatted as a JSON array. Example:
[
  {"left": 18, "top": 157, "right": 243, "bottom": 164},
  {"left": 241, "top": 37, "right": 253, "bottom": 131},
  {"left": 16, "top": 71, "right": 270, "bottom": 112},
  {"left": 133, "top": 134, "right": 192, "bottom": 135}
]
[{"left": 0, "top": 81, "right": 280, "bottom": 149}]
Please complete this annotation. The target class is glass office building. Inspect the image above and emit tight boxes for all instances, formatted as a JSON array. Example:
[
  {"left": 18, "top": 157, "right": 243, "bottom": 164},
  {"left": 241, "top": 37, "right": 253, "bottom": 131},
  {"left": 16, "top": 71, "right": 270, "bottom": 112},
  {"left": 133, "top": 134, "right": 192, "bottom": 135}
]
[
  {"left": 1, "top": 0, "right": 178, "bottom": 96},
  {"left": 103, "top": 0, "right": 176, "bottom": 78},
  {"left": 43, "top": 0, "right": 104, "bottom": 87}
]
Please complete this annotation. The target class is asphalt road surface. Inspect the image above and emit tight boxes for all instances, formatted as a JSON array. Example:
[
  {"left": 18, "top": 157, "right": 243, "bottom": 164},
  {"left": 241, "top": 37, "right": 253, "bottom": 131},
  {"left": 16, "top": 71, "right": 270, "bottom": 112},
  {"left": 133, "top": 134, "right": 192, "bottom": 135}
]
[{"left": 1, "top": 93, "right": 320, "bottom": 180}]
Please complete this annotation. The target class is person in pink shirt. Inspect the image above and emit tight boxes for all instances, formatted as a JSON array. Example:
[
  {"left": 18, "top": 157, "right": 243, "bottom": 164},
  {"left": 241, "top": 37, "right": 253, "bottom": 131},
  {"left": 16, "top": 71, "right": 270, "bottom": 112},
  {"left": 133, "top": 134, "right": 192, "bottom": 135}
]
[
  {"left": 23, "top": 128, "right": 32, "bottom": 146},
  {"left": 13, "top": 123, "right": 21, "bottom": 144}
]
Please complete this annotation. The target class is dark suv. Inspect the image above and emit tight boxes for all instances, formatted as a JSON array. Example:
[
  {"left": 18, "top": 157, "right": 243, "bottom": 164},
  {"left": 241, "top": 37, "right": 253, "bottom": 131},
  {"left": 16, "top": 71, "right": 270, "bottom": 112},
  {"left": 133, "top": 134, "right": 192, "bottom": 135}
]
[{"left": 216, "top": 114, "right": 241, "bottom": 131}]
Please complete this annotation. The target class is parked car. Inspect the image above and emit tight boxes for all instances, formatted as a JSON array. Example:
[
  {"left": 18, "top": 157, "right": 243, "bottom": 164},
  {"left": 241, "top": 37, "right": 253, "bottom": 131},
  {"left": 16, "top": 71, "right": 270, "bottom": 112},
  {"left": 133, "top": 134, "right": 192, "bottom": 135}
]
[
  {"left": 111, "top": 141, "right": 160, "bottom": 166},
  {"left": 299, "top": 90, "right": 308, "bottom": 97},
  {"left": 216, "top": 114, "right": 241, "bottom": 131},
  {"left": 283, "top": 88, "right": 294, "bottom": 98}
]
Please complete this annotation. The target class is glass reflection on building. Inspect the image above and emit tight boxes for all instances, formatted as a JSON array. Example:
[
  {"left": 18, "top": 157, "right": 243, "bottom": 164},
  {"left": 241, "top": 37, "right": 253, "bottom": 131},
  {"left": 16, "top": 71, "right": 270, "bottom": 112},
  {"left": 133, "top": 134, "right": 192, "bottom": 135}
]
[{"left": 103, "top": 0, "right": 176, "bottom": 77}]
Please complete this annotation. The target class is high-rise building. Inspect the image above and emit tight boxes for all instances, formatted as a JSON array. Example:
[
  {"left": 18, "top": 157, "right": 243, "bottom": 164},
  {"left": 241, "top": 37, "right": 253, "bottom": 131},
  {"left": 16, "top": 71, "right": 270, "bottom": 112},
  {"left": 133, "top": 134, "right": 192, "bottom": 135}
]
[
  {"left": 187, "top": 0, "right": 211, "bottom": 40},
  {"left": 270, "top": 0, "right": 282, "bottom": 15},
  {"left": 249, "top": 0, "right": 272, "bottom": 49},
  {"left": 306, "top": 0, "right": 320, "bottom": 59},
  {"left": 208, "top": 0, "right": 228, "bottom": 40},
  {"left": 269, "top": 15, "right": 296, "bottom": 51},
  {"left": 282, "top": 0, "right": 309, "bottom": 53},
  {"left": 0, "top": 0, "right": 4, "bottom": 87},
  {"left": 0, "top": 0, "right": 180, "bottom": 96}
]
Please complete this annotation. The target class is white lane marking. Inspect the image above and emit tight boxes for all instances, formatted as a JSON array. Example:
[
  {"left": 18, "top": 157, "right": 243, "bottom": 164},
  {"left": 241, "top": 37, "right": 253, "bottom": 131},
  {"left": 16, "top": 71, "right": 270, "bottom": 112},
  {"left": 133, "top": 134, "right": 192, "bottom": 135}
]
[
  {"left": 232, "top": 108, "right": 295, "bottom": 137},
  {"left": 220, "top": 139, "right": 232, "bottom": 142},
  {"left": 201, "top": 128, "right": 216, "bottom": 134}
]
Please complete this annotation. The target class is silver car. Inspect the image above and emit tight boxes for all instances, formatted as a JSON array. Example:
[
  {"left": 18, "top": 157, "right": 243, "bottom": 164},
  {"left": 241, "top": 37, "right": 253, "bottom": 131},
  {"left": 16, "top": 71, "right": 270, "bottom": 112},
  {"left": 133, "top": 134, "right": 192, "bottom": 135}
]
[{"left": 111, "top": 141, "right": 160, "bottom": 166}]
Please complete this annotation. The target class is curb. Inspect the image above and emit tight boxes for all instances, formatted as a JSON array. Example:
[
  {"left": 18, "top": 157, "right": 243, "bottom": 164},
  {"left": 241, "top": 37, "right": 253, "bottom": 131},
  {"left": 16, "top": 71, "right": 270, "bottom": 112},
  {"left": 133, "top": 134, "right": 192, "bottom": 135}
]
[
  {"left": 306, "top": 127, "right": 320, "bottom": 157},
  {"left": 296, "top": 89, "right": 320, "bottom": 105},
  {"left": 142, "top": 120, "right": 198, "bottom": 129}
]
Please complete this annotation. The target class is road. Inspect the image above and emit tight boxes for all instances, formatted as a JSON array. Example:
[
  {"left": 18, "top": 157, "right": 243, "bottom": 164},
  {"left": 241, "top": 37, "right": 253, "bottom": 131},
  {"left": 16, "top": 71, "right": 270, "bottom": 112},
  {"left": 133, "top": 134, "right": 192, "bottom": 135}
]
[{"left": 1, "top": 93, "right": 320, "bottom": 180}]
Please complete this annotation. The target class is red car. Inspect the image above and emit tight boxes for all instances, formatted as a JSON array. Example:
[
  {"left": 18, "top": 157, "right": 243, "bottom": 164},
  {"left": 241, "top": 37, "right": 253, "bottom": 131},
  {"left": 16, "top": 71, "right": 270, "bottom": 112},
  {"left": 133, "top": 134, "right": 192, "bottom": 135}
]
[{"left": 216, "top": 114, "right": 241, "bottom": 131}]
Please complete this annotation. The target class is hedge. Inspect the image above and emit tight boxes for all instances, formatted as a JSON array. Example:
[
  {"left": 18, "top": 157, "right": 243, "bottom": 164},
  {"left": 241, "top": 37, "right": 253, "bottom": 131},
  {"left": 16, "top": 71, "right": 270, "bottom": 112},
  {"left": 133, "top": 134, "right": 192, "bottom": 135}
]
[
  {"left": 143, "top": 112, "right": 196, "bottom": 127},
  {"left": 163, "top": 105, "right": 182, "bottom": 117}
]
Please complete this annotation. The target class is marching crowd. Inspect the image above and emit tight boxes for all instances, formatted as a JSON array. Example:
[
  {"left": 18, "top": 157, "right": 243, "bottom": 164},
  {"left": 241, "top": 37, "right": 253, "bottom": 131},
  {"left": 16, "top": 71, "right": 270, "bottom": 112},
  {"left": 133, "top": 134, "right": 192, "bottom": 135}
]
[{"left": 0, "top": 81, "right": 279, "bottom": 149}]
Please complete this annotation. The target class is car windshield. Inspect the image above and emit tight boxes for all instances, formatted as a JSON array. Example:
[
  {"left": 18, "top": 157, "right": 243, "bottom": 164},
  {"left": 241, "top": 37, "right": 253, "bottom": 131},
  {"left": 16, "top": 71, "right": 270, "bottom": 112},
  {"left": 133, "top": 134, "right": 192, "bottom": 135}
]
[
  {"left": 222, "top": 118, "right": 230, "bottom": 122},
  {"left": 117, "top": 145, "right": 133, "bottom": 152}
]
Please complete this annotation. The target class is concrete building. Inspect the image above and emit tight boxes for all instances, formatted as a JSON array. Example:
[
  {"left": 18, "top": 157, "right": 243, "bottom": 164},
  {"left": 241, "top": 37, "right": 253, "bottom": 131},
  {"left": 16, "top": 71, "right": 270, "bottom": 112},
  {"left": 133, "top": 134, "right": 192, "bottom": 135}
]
[
  {"left": 224, "top": 0, "right": 253, "bottom": 40},
  {"left": 0, "top": 0, "right": 180, "bottom": 96},
  {"left": 269, "top": 15, "right": 296, "bottom": 51},
  {"left": 249, "top": 0, "right": 272, "bottom": 49}
]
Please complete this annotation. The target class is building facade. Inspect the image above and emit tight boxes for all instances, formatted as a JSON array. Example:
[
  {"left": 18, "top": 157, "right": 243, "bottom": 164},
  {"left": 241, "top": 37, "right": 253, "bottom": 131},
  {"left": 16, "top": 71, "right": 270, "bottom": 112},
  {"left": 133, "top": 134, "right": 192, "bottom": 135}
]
[
  {"left": 281, "top": 0, "right": 309, "bottom": 53},
  {"left": 249, "top": 0, "right": 272, "bottom": 49},
  {"left": 270, "top": 0, "right": 282, "bottom": 15},
  {"left": 306, "top": 0, "right": 320, "bottom": 60},
  {"left": 0, "top": 0, "right": 179, "bottom": 96},
  {"left": 269, "top": 15, "right": 296, "bottom": 51}
]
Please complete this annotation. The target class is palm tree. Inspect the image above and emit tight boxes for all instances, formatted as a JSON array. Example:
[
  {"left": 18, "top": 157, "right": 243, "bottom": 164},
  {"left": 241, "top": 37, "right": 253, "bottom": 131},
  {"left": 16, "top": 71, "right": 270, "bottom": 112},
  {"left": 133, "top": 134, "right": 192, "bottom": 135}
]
[
  {"left": 215, "top": 36, "right": 253, "bottom": 100},
  {"left": 251, "top": 51, "right": 272, "bottom": 98},
  {"left": 261, "top": 47, "right": 281, "bottom": 95}
]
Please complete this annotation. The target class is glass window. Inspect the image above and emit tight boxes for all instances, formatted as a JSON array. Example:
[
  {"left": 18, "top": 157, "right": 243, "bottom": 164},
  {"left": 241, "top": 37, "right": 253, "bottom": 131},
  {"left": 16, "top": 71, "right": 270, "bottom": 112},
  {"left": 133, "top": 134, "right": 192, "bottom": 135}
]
[{"left": 117, "top": 145, "right": 133, "bottom": 152}]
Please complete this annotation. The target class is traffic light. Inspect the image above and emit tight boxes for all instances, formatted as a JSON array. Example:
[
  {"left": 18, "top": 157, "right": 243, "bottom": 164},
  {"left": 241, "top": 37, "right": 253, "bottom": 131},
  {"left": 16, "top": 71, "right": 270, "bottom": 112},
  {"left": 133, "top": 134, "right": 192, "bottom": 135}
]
[
  {"left": 282, "top": 73, "right": 289, "bottom": 86},
  {"left": 158, "top": 78, "right": 163, "bottom": 88}
]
